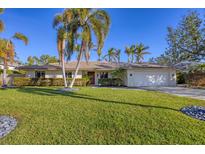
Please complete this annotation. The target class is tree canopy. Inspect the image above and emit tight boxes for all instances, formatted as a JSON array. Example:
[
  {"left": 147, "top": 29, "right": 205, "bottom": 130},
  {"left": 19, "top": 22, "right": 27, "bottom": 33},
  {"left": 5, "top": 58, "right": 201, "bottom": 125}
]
[
  {"left": 150, "top": 11, "right": 205, "bottom": 65},
  {"left": 26, "top": 54, "right": 59, "bottom": 65}
]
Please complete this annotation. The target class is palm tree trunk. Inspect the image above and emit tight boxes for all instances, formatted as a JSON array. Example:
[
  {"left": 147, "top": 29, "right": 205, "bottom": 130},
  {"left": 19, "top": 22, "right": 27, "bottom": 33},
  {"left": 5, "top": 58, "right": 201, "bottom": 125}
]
[
  {"left": 98, "top": 54, "right": 101, "bottom": 61},
  {"left": 2, "top": 62, "right": 7, "bottom": 87},
  {"left": 69, "top": 43, "right": 83, "bottom": 88},
  {"left": 128, "top": 55, "right": 130, "bottom": 63},
  {"left": 131, "top": 54, "right": 134, "bottom": 63},
  {"left": 61, "top": 54, "right": 68, "bottom": 88}
]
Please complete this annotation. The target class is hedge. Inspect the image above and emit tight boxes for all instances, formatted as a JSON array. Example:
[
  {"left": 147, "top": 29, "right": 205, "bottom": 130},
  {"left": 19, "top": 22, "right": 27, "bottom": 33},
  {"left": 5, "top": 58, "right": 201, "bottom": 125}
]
[
  {"left": 13, "top": 77, "right": 90, "bottom": 87},
  {"left": 98, "top": 78, "right": 123, "bottom": 87},
  {"left": 187, "top": 73, "right": 205, "bottom": 87}
]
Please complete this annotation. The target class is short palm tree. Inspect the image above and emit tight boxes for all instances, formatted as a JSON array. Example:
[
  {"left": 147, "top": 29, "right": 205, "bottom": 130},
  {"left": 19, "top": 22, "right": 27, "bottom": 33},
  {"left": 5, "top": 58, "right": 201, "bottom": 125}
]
[
  {"left": 130, "top": 45, "right": 136, "bottom": 63},
  {"left": 53, "top": 9, "right": 110, "bottom": 88},
  {"left": 0, "top": 8, "right": 5, "bottom": 32},
  {"left": 116, "top": 49, "right": 121, "bottom": 63},
  {"left": 125, "top": 46, "right": 132, "bottom": 63},
  {"left": 27, "top": 56, "right": 35, "bottom": 65},
  {"left": 0, "top": 33, "right": 28, "bottom": 87},
  {"left": 135, "top": 43, "right": 150, "bottom": 63},
  {"left": 103, "top": 48, "right": 118, "bottom": 62}
]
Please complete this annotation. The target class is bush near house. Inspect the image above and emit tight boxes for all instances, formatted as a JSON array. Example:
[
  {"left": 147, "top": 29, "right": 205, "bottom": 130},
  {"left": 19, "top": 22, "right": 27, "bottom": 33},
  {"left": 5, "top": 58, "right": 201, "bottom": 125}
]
[
  {"left": 176, "top": 72, "right": 186, "bottom": 84},
  {"left": 13, "top": 77, "right": 90, "bottom": 87},
  {"left": 185, "top": 64, "right": 205, "bottom": 87},
  {"left": 187, "top": 73, "right": 205, "bottom": 87},
  {"left": 98, "top": 78, "right": 123, "bottom": 87}
]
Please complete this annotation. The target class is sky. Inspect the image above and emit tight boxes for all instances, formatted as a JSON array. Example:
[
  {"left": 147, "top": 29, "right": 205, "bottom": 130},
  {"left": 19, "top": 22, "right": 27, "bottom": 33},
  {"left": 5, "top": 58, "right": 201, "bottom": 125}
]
[{"left": 0, "top": 8, "right": 204, "bottom": 63}]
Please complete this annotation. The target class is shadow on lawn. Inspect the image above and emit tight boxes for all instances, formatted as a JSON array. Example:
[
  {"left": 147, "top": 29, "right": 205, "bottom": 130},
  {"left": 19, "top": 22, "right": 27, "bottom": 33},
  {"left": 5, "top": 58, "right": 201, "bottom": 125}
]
[{"left": 17, "top": 87, "right": 179, "bottom": 112}]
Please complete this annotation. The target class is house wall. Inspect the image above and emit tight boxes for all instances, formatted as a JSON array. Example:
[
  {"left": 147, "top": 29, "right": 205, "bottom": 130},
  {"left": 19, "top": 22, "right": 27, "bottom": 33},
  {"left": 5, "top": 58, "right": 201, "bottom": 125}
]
[
  {"left": 127, "top": 68, "right": 176, "bottom": 87},
  {"left": 123, "top": 70, "right": 128, "bottom": 86},
  {"left": 25, "top": 70, "right": 82, "bottom": 79},
  {"left": 24, "top": 68, "right": 176, "bottom": 87}
]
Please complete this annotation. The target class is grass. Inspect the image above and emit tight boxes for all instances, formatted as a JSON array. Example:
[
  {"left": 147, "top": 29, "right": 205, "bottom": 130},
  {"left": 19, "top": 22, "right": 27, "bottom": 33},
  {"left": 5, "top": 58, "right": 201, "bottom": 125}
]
[{"left": 0, "top": 86, "right": 205, "bottom": 144}]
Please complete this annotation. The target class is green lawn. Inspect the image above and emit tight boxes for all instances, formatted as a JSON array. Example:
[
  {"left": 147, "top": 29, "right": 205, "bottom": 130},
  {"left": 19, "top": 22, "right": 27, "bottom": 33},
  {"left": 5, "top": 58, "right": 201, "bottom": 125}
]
[{"left": 0, "top": 87, "right": 205, "bottom": 144}]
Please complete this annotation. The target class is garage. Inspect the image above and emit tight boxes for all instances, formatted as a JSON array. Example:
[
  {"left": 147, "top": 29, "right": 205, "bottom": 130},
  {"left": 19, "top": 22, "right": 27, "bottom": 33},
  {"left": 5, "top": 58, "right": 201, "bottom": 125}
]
[{"left": 126, "top": 68, "right": 176, "bottom": 87}]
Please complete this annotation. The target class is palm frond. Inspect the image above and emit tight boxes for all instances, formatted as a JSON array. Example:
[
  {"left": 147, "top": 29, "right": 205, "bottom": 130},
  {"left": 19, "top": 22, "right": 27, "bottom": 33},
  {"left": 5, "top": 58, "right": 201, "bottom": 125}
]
[
  {"left": 89, "top": 17, "right": 104, "bottom": 57},
  {"left": 13, "top": 32, "right": 29, "bottom": 45},
  {"left": 53, "top": 14, "right": 63, "bottom": 28},
  {"left": 91, "top": 9, "right": 111, "bottom": 37}
]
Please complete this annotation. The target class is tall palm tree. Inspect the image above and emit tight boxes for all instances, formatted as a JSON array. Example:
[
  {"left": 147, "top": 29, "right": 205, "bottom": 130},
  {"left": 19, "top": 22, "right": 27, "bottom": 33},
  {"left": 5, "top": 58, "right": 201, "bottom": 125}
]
[
  {"left": 135, "top": 43, "right": 150, "bottom": 63},
  {"left": 53, "top": 9, "right": 110, "bottom": 88},
  {"left": 0, "top": 8, "right": 5, "bottom": 32},
  {"left": 0, "top": 33, "right": 28, "bottom": 87},
  {"left": 57, "top": 27, "right": 68, "bottom": 88}
]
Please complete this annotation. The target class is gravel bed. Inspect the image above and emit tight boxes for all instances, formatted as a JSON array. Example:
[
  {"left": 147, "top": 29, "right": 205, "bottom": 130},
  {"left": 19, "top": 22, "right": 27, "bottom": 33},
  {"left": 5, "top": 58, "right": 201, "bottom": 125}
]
[
  {"left": 181, "top": 106, "right": 205, "bottom": 121},
  {"left": 0, "top": 116, "right": 17, "bottom": 139}
]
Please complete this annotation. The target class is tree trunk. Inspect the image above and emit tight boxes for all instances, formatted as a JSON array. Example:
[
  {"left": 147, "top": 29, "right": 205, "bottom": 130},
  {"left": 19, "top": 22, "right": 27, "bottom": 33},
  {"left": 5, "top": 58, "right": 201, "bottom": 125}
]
[
  {"left": 131, "top": 54, "right": 134, "bottom": 63},
  {"left": 61, "top": 55, "right": 68, "bottom": 88},
  {"left": 2, "top": 63, "right": 7, "bottom": 87},
  {"left": 128, "top": 55, "right": 130, "bottom": 63},
  {"left": 69, "top": 45, "right": 83, "bottom": 88},
  {"left": 98, "top": 54, "right": 101, "bottom": 61}
]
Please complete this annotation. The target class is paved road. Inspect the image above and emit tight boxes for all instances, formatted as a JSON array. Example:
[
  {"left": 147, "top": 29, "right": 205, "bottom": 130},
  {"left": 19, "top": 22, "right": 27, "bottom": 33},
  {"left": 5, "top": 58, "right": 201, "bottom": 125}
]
[{"left": 140, "top": 86, "right": 205, "bottom": 100}]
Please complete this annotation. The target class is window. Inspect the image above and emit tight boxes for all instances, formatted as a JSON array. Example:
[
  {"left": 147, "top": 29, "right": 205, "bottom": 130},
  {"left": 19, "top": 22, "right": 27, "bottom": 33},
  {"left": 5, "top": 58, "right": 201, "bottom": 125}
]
[
  {"left": 35, "top": 71, "right": 45, "bottom": 78},
  {"left": 66, "top": 72, "right": 72, "bottom": 78},
  {"left": 100, "top": 72, "right": 108, "bottom": 79}
]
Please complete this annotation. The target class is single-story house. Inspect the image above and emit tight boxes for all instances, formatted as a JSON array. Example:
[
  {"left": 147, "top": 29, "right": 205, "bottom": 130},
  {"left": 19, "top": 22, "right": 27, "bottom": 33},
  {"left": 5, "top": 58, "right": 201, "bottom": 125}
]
[
  {"left": 0, "top": 62, "right": 19, "bottom": 71},
  {"left": 17, "top": 61, "right": 176, "bottom": 87}
]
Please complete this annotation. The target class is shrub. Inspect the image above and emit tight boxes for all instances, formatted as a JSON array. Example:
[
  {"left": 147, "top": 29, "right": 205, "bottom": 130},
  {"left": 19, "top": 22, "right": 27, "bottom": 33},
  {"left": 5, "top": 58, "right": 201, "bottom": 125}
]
[
  {"left": 13, "top": 77, "right": 89, "bottom": 87},
  {"left": 187, "top": 73, "right": 205, "bottom": 87},
  {"left": 176, "top": 72, "right": 186, "bottom": 84},
  {"left": 98, "top": 78, "right": 123, "bottom": 87},
  {"left": 12, "top": 77, "right": 31, "bottom": 86}
]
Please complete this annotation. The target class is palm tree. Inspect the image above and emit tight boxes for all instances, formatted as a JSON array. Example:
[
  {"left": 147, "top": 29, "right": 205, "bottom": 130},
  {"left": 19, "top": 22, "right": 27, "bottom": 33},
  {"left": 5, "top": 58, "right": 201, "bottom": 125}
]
[
  {"left": 27, "top": 56, "right": 35, "bottom": 65},
  {"left": 135, "top": 43, "right": 150, "bottom": 63},
  {"left": 125, "top": 46, "right": 132, "bottom": 63},
  {"left": 103, "top": 48, "right": 118, "bottom": 62},
  {"left": 116, "top": 49, "right": 121, "bottom": 63},
  {"left": 57, "top": 27, "right": 68, "bottom": 88},
  {"left": 53, "top": 9, "right": 110, "bottom": 89},
  {"left": 0, "top": 8, "right": 5, "bottom": 32},
  {"left": 130, "top": 45, "right": 136, "bottom": 63},
  {"left": 0, "top": 33, "right": 28, "bottom": 87}
]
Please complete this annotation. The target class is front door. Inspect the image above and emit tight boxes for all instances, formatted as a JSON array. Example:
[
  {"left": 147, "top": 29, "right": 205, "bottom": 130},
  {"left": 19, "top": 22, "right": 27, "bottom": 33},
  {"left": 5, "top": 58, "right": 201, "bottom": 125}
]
[{"left": 87, "top": 72, "right": 95, "bottom": 85}]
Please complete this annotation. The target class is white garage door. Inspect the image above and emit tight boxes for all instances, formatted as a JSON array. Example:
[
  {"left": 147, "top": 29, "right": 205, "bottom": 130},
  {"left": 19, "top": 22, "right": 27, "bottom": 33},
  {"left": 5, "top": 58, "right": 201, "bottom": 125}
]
[{"left": 128, "top": 70, "right": 171, "bottom": 87}]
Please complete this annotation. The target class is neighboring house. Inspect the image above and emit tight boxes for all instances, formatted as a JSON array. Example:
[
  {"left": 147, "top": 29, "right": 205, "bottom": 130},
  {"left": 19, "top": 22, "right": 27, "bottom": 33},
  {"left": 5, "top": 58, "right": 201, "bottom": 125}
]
[
  {"left": 0, "top": 63, "right": 18, "bottom": 71},
  {"left": 0, "top": 62, "right": 20, "bottom": 84},
  {"left": 17, "top": 61, "right": 176, "bottom": 87}
]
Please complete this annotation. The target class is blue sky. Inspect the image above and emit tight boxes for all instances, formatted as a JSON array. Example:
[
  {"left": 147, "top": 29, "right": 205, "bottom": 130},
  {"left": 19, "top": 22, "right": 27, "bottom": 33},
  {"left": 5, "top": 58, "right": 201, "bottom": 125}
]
[{"left": 0, "top": 8, "right": 204, "bottom": 63}]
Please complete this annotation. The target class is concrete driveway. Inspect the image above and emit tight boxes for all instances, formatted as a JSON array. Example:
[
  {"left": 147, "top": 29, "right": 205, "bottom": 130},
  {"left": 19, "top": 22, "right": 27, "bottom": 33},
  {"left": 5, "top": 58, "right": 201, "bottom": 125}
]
[{"left": 140, "top": 86, "right": 205, "bottom": 100}]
